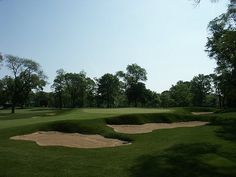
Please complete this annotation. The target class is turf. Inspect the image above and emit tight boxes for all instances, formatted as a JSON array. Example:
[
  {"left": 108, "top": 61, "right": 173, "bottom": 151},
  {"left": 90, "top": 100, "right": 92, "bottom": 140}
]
[{"left": 0, "top": 108, "right": 236, "bottom": 177}]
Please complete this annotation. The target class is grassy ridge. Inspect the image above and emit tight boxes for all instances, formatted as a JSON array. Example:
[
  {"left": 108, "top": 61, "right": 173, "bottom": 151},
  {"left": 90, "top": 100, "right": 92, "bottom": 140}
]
[
  {"left": 105, "top": 113, "right": 211, "bottom": 125},
  {"left": 41, "top": 119, "right": 132, "bottom": 142}
]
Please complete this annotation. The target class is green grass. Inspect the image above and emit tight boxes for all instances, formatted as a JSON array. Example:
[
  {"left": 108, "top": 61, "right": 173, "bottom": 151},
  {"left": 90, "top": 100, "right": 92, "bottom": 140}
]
[{"left": 0, "top": 107, "right": 236, "bottom": 177}]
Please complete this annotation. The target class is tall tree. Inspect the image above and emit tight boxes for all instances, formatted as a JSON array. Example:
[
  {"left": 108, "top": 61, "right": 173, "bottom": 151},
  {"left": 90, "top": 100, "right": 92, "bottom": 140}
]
[
  {"left": 5, "top": 55, "right": 46, "bottom": 113},
  {"left": 206, "top": 1, "right": 236, "bottom": 107},
  {"left": 97, "top": 73, "right": 120, "bottom": 108},
  {"left": 117, "top": 64, "right": 147, "bottom": 107},
  {"left": 64, "top": 72, "right": 87, "bottom": 107},
  {"left": 160, "top": 91, "right": 175, "bottom": 107},
  {"left": 17, "top": 62, "right": 47, "bottom": 107},
  {"left": 5, "top": 55, "right": 24, "bottom": 113},
  {"left": 52, "top": 69, "right": 66, "bottom": 109},
  {"left": 169, "top": 81, "right": 192, "bottom": 107},
  {"left": 33, "top": 91, "right": 51, "bottom": 107},
  {"left": 142, "top": 89, "right": 161, "bottom": 107},
  {"left": 126, "top": 82, "right": 146, "bottom": 107},
  {"left": 0, "top": 76, "right": 14, "bottom": 107},
  {"left": 211, "top": 74, "right": 224, "bottom": 107},
  {"left": 85, "top": 77, "right": 96, "bottom": 107},
  {"left": 117, "top": 63, "right": 147, "bottom": 86},
  {"left": 190, "top": 74, "right": 212, "bottom": 106},
  {"left": 52, "top": 70, "right": 96, "bottom": 108}
]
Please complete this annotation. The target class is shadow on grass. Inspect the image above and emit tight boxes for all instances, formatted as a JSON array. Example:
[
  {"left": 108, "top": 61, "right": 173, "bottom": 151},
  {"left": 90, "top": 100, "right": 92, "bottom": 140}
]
[
  {"left": 216, "top": 120, "right": 236, "bottom": 142},
  {"left": 130, "top": 143, "right": 236, "bottom": 177}
]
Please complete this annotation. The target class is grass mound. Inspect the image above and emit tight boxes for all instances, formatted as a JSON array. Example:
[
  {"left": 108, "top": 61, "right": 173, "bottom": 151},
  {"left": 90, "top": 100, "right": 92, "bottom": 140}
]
[
  {"left": 105, "top": 113, "right": 211, "bottom": 125},
  {"left": 40, "top": 119, "right": 132, "bottom": 142}
]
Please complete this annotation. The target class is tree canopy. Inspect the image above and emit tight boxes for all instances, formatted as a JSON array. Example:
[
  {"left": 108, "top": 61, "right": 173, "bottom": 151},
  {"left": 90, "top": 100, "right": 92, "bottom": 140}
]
[
  {"left": 97, "top": 73, "right": 120, "bottom": 108},
  {"left": 2, "top": 55, "right": 47, "bottom": 113},
  {"left": 206, "top": 0, "right": 236, "bottom": 107}
]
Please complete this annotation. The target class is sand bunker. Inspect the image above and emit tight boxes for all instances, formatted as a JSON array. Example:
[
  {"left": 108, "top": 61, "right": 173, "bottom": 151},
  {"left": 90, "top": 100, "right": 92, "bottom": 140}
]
[
  {"left": 192, "top": 112, "right": 214, "bottom": 115},
  {"left": 108, "top": 121, "right": 209, "bottom": 134},
  {"left": 10, "top": 131, "right": 129, "bottom": 149}
]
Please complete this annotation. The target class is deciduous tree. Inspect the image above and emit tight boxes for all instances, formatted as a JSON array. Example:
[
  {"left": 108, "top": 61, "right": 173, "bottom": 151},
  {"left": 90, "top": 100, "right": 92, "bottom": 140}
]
[
  {"left": 190, "top": 74, "right": 212, "bottom": 106},
  {"left": 170, "top": 81, "right": 192, "bottom": 107},
  {"left": 117, "top": 64, "right": 147, "bottom": 107},
  {"left": 206, "top": 1, "right": 236, "bottom": 107},
  {"left": 97, "top": 73, "right": 120, "bottom": 108},
  {"left": 5, "top": 55, "right": 47, "bottom": 113},
  {"left": 52, "top": 69, "right": 66, "bottom": 109}
]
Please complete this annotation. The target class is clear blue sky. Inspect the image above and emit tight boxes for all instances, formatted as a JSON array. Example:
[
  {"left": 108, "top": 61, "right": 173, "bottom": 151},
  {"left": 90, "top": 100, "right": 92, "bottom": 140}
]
[{"left": 0, "top": 0, "right": 227, "bottom": 93}]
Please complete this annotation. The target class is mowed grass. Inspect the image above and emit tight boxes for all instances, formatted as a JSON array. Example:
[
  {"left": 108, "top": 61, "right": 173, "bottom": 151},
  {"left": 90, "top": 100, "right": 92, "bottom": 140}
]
[
  {"left": 0, "top": 108, "right": 236, "bottom": 177},
  {"left": 0, "top": 108, "right": 171, "bottom": 130}
]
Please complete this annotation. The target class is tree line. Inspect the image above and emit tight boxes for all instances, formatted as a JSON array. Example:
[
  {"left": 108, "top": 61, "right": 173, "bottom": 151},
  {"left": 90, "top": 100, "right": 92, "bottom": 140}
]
[
  {"left": 161, "top": 0, "right": 236, "bottom": 108},
  {"left": 0, "top": 57, "right": 161, "bottom": 112},
  {"left": 160, "top": 74, "right": 217, "bottom": 107},
  {"left": 40, "top": 63, "right": 161, "bottom": 109},
  {"left": 0, "top": 54, "right": 229, "bottom": 112}
]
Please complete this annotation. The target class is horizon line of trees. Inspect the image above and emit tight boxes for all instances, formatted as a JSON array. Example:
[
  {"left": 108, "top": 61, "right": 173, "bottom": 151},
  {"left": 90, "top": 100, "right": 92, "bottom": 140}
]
[
  {"left": 0, "top": 56, "right": 163, "bottom": 112},
  {"left": 0, "top": 53, "right": 230, "bottom": 112},
  {"left": 40, "top": 63, "right": 161, "bottom": 109}
]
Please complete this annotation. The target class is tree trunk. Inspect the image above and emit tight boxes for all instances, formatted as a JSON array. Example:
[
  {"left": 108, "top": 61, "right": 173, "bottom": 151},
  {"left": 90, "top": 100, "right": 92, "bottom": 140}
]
[
  {"left": 222, "top": 96, "right": 225, "bottom": 108},
  {"left": 11, "top": 103, "right": 15, "bottom": 114},
  {"left": 218, "top": 94, "right": 222, "bottom": 108},
  {"left": 59, "top": 92, "right": 62, "bottom": 109},
  {"left": 134, "top": 99, "right": 137, "bottom": 107},
  {"left": 12, "top": 76, "right": 18, "bottom": 114}
]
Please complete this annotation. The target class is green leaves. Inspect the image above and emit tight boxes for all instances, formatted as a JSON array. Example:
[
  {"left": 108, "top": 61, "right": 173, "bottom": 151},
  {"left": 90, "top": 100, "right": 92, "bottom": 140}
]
[
  {"left": 97, "top": 73, "right": 120, "bottom": 108},
  {"left": 206, "top": 2, "right": 236, "bottom": 107},
  {"left": 3, "top": 55, "right": 47, "bottom": 113}
]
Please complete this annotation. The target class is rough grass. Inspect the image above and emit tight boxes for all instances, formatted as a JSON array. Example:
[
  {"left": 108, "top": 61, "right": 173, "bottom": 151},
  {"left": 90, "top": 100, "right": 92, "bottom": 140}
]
[{"left": 0, "top": 108, "right": 236, "bottom": 177}]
